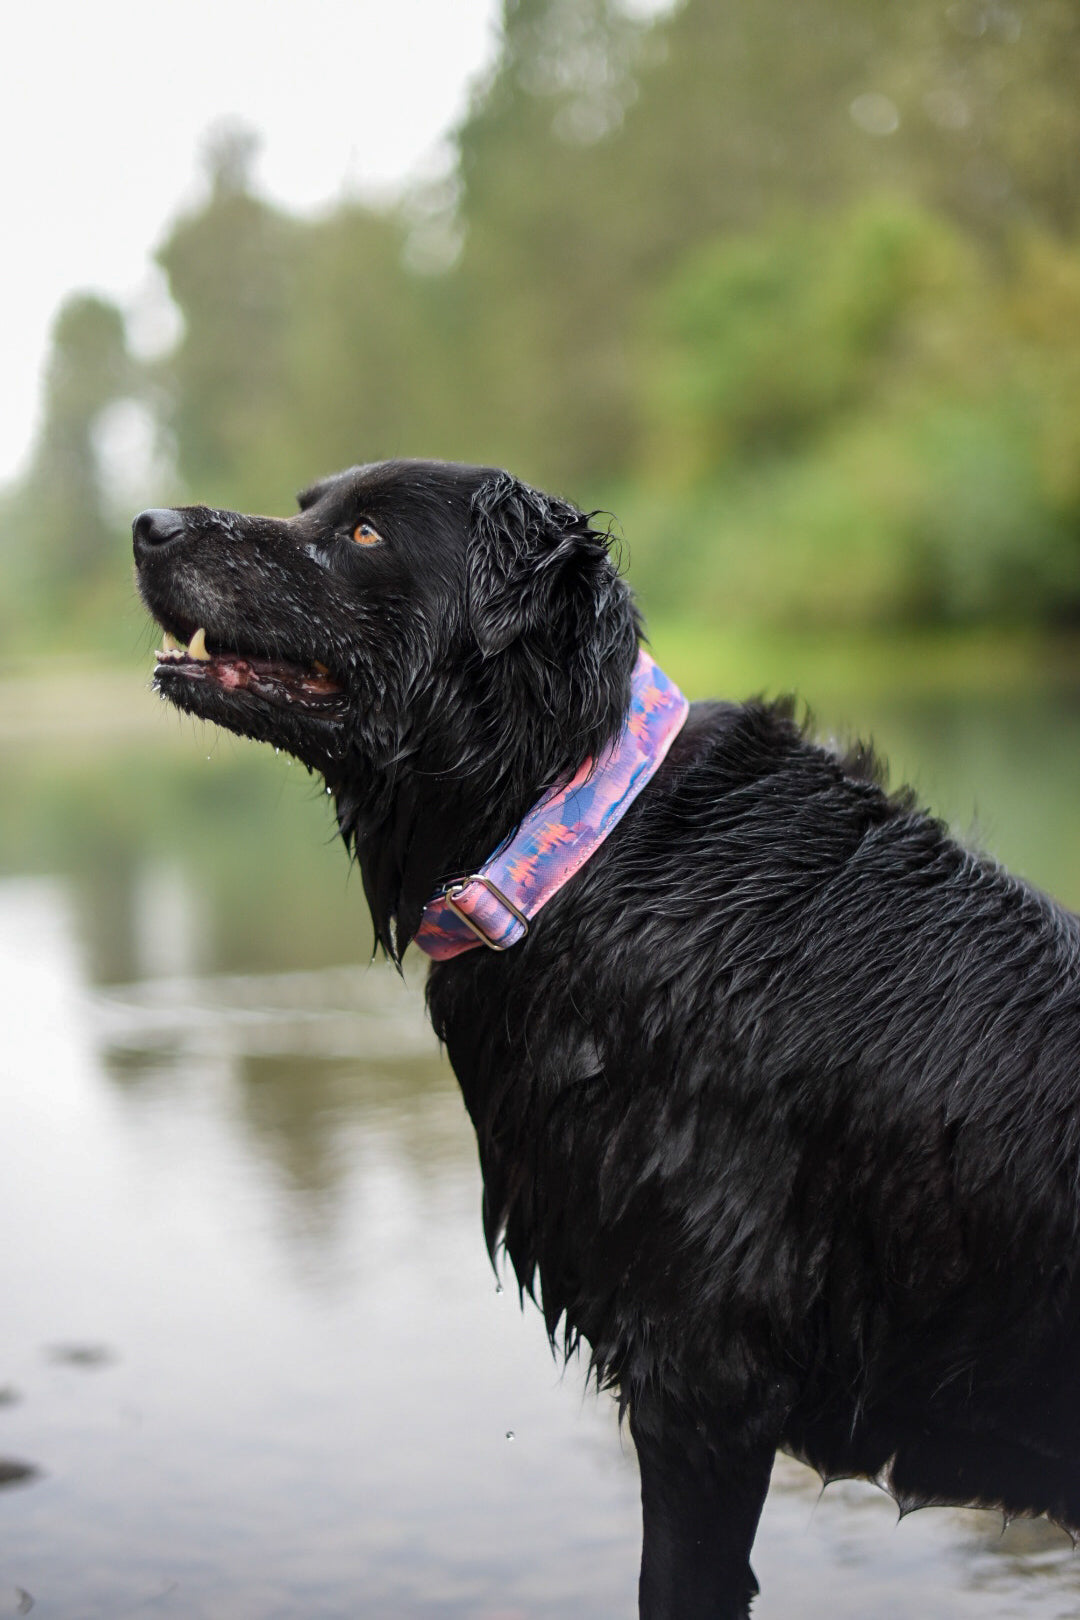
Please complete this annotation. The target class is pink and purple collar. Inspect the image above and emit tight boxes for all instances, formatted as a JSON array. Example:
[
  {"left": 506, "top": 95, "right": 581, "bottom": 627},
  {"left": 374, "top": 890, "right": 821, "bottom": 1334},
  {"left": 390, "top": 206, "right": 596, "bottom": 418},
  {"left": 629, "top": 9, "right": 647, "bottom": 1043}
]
[{"left": 414, "top": 649, "right": 689, "bottom": 960}]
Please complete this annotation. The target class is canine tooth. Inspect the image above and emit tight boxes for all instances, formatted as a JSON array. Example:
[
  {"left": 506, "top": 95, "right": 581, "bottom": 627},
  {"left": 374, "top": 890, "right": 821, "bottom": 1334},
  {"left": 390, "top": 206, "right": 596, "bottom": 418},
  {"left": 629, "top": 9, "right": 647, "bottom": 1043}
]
[
  {"left": 188, "top": 627, "right": 210, "bottom": 661},
  {"left": 162, "top": 631, "right": 180, "bottom": 652}
]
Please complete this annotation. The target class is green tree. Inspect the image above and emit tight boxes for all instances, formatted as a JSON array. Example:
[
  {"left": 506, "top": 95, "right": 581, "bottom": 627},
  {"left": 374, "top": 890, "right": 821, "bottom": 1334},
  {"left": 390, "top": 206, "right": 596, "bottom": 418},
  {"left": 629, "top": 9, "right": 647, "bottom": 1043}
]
[
  {"left": 155, "top": 127, "right": 304, "bottom": 512},
  {"left": 273, "top": 203, "right": 470, "bottom": 482},
  {"left": 2, "top": 293, "right": 133, "bottom": 626},
  {"left": 11, "top": 0, "right": 1080, "bottom": 647}
]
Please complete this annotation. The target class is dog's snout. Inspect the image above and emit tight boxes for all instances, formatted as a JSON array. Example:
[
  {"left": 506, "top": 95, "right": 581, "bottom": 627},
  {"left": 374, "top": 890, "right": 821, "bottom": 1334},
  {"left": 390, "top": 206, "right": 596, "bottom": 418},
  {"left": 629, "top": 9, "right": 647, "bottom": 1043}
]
[{"left": 133, "top": 508, "right": 186, "bottom": 555}]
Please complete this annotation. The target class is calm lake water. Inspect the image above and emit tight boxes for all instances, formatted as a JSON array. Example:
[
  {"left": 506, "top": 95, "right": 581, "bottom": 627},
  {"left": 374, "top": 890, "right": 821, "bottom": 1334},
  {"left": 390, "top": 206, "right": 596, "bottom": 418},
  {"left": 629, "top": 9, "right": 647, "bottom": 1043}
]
[{"left": 4, "top": 669, "right": 1080, "bottom": 1618}]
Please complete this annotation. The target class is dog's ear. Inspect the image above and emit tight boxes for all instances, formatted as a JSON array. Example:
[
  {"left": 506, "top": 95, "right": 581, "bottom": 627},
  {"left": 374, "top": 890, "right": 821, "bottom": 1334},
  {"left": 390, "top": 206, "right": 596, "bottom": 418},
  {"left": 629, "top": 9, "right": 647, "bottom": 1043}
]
[{"left": 467, "top": 472, "right": 612, "bottom": 657}]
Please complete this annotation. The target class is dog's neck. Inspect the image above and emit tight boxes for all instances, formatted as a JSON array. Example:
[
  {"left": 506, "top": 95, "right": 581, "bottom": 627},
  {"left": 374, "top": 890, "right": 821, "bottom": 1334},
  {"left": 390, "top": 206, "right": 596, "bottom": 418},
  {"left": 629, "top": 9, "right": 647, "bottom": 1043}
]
[
  {"left": 414, "top": 650, "right": 690, "bottom": 958},
  {"left": 338, "top": 641, "right": 639, "bottom": 962}
]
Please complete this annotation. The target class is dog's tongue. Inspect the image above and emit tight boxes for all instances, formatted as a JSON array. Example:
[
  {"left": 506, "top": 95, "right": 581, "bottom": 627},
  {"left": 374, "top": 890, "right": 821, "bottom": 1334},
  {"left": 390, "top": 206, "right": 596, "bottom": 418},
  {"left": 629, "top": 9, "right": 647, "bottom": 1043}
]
[
  {"left": 154, "top": 629, "right": 342, "bottom": 699},
  {"left": 210, "top": 656, "right": 341, "bottom": 698}
]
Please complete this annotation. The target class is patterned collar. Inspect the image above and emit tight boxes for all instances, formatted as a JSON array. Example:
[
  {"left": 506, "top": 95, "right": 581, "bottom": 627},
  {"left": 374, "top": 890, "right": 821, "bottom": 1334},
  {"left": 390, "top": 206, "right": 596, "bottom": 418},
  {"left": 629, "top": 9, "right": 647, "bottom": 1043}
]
[{"left": 414, "top": 649, "right": 690, "bottom": 959}]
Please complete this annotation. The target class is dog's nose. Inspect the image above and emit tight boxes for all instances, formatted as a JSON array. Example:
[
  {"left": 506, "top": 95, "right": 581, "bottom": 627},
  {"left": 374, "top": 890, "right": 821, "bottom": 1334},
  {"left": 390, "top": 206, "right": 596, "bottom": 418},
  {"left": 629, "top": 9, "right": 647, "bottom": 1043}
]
[{"left": 132, "top": 508, "right": 186, "bottom": 555}]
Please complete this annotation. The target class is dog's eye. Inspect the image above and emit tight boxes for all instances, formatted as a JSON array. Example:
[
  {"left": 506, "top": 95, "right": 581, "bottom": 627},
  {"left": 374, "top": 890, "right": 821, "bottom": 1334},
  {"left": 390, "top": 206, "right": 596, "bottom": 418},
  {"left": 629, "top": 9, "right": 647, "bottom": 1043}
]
[{"left": 352, "top": 523, "right": 382, "bottom": 546}]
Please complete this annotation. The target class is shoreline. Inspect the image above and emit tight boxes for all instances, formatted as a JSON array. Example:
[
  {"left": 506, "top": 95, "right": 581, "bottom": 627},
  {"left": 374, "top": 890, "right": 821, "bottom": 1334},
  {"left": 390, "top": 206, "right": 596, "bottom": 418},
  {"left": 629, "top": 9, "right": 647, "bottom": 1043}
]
[{"left": 1, "top": 626, "right": 1077, "bottom": 751}]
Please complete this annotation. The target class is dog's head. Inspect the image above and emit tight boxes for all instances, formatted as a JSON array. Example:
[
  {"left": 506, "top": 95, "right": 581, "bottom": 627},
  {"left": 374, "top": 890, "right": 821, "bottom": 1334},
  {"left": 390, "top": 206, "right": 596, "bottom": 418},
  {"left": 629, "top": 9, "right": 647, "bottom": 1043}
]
[{"left": 134, "top": 459, "right": 639, "bottom": 952}]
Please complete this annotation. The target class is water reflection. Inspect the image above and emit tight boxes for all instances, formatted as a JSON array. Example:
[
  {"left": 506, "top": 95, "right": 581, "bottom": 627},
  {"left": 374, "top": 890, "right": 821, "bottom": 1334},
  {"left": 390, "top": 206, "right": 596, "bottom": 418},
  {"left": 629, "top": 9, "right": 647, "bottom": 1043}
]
[
  {"left": 3, "top": 695, "right": 1080, "bottom": 1615},
  {"left": 0, "top": 877, "right": 649, "bottom": 1618}
]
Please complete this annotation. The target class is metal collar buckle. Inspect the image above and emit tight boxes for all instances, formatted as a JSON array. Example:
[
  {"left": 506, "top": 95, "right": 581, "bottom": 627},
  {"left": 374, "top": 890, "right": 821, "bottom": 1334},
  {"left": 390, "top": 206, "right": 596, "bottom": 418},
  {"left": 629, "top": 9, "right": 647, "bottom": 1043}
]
[{"left": 443, "top": 875, "right": 530, "bottom": 951}]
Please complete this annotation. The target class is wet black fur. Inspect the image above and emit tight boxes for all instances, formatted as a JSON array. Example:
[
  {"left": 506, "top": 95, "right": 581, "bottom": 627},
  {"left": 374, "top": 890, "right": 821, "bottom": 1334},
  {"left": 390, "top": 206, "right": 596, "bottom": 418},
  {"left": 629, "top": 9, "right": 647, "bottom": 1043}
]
[{"left": 135, "top": 460, "right": 1080, "bottom": 1619}]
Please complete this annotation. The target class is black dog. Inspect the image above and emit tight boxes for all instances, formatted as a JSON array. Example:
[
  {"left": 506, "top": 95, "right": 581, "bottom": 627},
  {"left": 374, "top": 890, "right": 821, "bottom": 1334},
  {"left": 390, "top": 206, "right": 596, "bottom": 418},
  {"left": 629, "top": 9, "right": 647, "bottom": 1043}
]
[{"left": 134, "top": 461, "right": 1080, "bottom": 1618}]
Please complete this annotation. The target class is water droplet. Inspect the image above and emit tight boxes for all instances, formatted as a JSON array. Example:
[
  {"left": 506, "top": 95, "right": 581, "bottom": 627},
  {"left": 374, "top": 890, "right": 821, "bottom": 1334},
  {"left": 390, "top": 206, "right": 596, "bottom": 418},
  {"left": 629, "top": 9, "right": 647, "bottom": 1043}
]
[
  {"left": 325, "top": 785, "right": 332, "bottom": 795},
  {"left": 494, "top": 1281, "right": 503, "bottom": 1295},
  {"left": 274, "top": 747, "right": 280, "bottom": 755},
  {"left": 505, "top": 1430, "right": 515, "bottom": 1442}
]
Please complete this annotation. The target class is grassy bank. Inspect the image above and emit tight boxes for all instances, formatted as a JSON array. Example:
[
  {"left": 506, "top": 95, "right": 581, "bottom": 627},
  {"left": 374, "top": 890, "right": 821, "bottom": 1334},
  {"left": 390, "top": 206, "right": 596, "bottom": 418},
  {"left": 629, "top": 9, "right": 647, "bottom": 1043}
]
[
  {"left": 647, "top": 622, "right": 1080, "bottom": 708},
  {"left": 2, "top": 625, "right": 1079, "bottom": 751}
]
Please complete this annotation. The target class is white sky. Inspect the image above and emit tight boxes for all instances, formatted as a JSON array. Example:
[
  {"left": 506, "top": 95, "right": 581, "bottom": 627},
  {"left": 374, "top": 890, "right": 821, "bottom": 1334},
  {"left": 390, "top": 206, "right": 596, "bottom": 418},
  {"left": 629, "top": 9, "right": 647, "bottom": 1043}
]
[{"left": 0, "top": 0, "right": 504, "bottom": 485}]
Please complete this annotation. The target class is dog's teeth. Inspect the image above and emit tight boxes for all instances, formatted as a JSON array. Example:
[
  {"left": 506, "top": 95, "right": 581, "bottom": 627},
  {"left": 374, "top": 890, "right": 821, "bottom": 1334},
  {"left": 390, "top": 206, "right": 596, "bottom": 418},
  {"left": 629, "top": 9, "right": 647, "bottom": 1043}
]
[
  {"left": 188, "top": 628, "right": 211, "bottom": 661},
  {"left": 155, "top": 632, "right": 185, "bottom": 662},
  {"left": 155, "top": 630, "right": 183, "bottom": 659}
]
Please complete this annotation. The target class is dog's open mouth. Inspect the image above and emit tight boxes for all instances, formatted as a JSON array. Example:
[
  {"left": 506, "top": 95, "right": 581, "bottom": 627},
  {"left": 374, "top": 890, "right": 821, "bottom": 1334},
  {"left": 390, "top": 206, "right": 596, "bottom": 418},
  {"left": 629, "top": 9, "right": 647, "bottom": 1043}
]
[{"left": 153, "top": 624, "right": 345, "bottom": 710}]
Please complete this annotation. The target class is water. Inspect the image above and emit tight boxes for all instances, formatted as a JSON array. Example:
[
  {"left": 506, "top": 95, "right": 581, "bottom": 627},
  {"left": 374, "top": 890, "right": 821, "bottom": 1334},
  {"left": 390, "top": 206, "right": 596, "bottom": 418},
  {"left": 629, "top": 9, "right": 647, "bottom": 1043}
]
[{"left": 3, "top": 681, "right": 1080, "bottom": 1617}]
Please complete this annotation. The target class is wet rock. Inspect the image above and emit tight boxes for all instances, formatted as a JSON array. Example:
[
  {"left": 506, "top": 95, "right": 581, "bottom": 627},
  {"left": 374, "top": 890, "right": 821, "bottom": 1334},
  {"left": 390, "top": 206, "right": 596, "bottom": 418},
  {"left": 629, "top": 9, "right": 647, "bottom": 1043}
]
[
  {"left": 44, "top": 1344, "right": 116, "bottom": 1369},
  {"left": 0, "top": 1459, "right": 39, "bottom": 1491}
]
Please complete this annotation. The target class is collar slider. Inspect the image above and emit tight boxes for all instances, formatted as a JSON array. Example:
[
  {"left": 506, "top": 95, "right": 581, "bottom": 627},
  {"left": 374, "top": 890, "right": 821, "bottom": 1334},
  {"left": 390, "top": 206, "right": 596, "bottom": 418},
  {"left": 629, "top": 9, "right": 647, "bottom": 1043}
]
[{"left": 443, "top": 875, "right": 530, "bottom": 951}]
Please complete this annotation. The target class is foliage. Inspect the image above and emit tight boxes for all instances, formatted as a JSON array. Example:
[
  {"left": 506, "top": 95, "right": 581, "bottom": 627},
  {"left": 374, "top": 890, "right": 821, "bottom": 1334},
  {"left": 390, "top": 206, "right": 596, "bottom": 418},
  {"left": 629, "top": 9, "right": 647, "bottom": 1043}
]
[
  {"left": 3, "top": 295, "right": 133, "bottom": 630},
  {"left": 155, "top": 130, "right": 306, "bottom": 512},
  {"left": 6, "top": 0, "right": 1080, "bottom": 654},
  {"left": 622, "top": 202, "right": 1080, "bottom": 624}
]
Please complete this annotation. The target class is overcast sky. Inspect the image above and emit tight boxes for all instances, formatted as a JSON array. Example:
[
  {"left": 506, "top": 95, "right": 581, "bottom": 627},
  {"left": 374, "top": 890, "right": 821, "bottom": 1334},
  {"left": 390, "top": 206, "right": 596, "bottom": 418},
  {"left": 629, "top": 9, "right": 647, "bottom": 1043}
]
[{"left": 1, "top": 0, "right": 504, "bottom": 484}]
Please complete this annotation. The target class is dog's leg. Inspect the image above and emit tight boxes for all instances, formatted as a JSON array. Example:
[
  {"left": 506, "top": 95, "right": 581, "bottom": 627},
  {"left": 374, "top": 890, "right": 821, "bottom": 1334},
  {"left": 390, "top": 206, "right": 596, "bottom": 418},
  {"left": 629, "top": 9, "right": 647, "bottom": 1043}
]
[{"left": 629, "top": 1394, "right": 779, "bottom": 1620}]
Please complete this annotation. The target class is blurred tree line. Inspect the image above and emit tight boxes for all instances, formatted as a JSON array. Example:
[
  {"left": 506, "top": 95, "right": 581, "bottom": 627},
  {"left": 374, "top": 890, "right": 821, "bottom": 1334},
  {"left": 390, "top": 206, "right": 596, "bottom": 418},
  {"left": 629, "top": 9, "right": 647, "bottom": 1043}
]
[{"left": 6, "top": 0, "right": 1080, "bottom": 652}]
